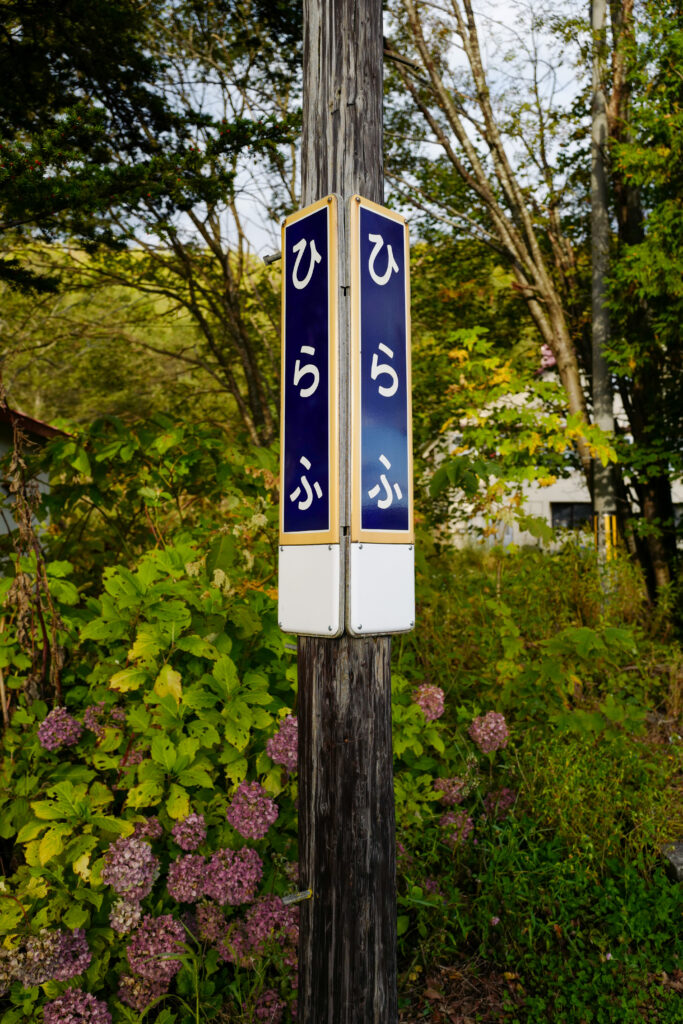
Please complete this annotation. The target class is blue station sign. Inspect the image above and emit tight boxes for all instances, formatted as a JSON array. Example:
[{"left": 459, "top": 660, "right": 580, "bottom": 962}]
[
  {"left": 280, "top": 196, "right": 339, "bottom": 545},
  {"left": 350, "top": 196, "right": 413, "bottom": 542}
]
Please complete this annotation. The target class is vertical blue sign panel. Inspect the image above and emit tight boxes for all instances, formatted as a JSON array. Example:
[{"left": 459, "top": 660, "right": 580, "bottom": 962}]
[
  {"left": 282, "top": 204, "right": 332, "bottom": 536},
  {"left": 359, "top": 206, "right": 410, "bottom": 534}
]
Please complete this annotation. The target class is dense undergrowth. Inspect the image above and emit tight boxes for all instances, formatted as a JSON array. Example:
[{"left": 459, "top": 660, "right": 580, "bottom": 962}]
[{"left": 0, "top": 418, "right": 681, "bottom": 1022}]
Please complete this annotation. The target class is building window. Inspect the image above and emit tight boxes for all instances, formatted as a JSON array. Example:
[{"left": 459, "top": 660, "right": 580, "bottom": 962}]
[{"left": 550, "top": 502, "right": 593, "bottom": 530}]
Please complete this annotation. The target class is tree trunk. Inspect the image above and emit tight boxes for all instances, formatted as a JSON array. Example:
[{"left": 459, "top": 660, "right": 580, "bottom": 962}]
[{"left": 592, "top": 0, "right": 617, "bottom": 564}]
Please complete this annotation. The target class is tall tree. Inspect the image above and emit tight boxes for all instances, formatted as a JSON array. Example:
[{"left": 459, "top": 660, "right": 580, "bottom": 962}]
[
  {"left": 0, "top": 1, "right": 302, "bottom": 442},
  {"left": 592, "top": 0, "right": 617, "bottom": 565},
  {"left": 385, "top": 0, "right": 682, "bottom": 600}
]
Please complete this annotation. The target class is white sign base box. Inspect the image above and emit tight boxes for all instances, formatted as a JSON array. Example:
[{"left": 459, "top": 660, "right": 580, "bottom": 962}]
[
  {"left": 278, "top": 544, "right": 343, "bottom": 637},
  {"left": 347, "top": 542, "right": 415, "bottom": 636}
]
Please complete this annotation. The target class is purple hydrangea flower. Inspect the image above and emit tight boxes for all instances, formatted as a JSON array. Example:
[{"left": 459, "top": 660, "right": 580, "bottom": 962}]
[
  {"left": 490, "top": 915, "right": 501, "bottom": 926},
  {"left": 132, "top": 816, "right": 163, "bottom": 842},
  {"left": 171, "top": 813, "right": 207, "bottom": 851},
  {"left": 440, "top": 809, "right": 474, "bottom": 847},
  {"left": 221, "top": 895, "right": 298, "bottom": 968},
  {"left": 43, "top": 988, "right": 112, "bottom": 1024},
  {"left": 195, "top": 901, "right": 226, "bottom": 943},
  {"left": 266, "top": 715, "right": 298, "bottom": 773},
  {"left": 468, "top": 711, "right": 509, "bottom": 753},
  {"left": 412, "top": 684, "right": 445, "bottom": 722},
  {"left": 226, "top": 782, "right": 278, "bottom": 840},
  {"left": 118, "top": 973, "right": 168, "bottom": 1011},
  {"left": 127, "top": 914, "right": 185, "bottom": 983},
  {"left": 14, "top": 930, "right": 61, "bottom": 987},
  {"left": 83, "top": 701, "right": 107, "bottom": 739},
  {"left": 434, "top": 776, "right": 466, "bottom": 805},
  {"left": 101, "top": 836, "right": 159, "bottom": 900},
  {"left": 255, "top": 988, "right": 286, "bottom": 1023},
  {"left": 53, "top": 928, "right": 92, "bottom": 980},
  {"left": 167, "top": 854, "right": 207, "bottom": 902},
  {"left": 482, "top": 787, "right": 516, "bottom": 820},
  {"left": 120, "top": 746, "right": 145, "bottom": 767},
  {"left": 110, "top": 898, "right": 143, "bottom": 935},
  {"left": 203, "top": 847, "right": 263, "bottom": 905},
  {"left": 37, "top": 707, "right": 82, "bottom": 751}
]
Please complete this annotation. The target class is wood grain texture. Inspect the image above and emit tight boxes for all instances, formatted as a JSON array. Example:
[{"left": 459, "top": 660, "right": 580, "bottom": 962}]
[
  {"left": 302, "top": 0, "right": 384, "bottom": 205},
  {"left": 299, "top": 4, "right": 397, "bottom": 1020},
  {"left": 298, "top": 634, "right": 397, "bottom": 1024}
]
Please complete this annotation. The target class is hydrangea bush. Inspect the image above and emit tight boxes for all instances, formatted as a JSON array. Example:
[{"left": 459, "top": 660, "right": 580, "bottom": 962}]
[{"left": 0, "top": 422, "right": 519, "bottom": 1023}]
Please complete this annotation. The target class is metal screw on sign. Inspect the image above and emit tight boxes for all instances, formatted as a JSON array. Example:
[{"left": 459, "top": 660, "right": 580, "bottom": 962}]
[{"left": 282, "top": 888, "right": 313, "bottom": 906}]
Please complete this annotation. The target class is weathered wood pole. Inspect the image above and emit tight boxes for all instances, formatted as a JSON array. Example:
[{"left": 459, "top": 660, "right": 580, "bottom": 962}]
[
  {"left": 591, "top": 0, "right": 616, "bottom": 563},
  {"left": 298, "top": 1, "right": 398, "bottom": 1022}
]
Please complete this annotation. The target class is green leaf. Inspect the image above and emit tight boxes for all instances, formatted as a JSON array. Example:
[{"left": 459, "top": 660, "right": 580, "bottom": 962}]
[
  {"left": 223, "top": 752, "right": 248, "bottom": 785},
  {"left": 61, "top": 903, "right": 90, "bottom": 929},
  {"left": 206, "top": 534, "right": 237, "bottom": 576},
  {"left": 176, "top": 635, "right": 219, "bottom": 659},
  {"left": 126, "top": 781, "right": 164, "bottom": 809},
  {"left": 250, "top": 707, "right": 274, "bottom": 729},
  {"left": 110, "top": 668, "right": 149, "bottom": 692},
  {"left": 16, "top": 820, "right": 48, "bottom": 842},
  {"left": 151, "top": 733, "right": 177, "bottom": 771},
  {"left": 212, "top": 655, "right": 239, "bottom": 697},
  {"left": 183, "top": 685, "right": 218, "bottom": 711},
  {"left": 129, "top": 624, "right": 163, "bottom": 666},
  {"left": 80, "top": 617, "right": 127, "bottom": 642},
  {"left": 397, "top": 914, "right": 410, "bottom": 936},
  {"left": 187, "top": 719, "right": 220, "bottom": 747},
  {"left": 46, "top": 560, "right": 74, "bottom": 578},
  {"left": 177, "top": 767, "right": 214, "bottom": 788},
  {"left": 154, "top": 664, "right": 182, "bottom": 704},
  {"left": 30, "top": 801, "right": 64, "bottom": 821},
  {"left": 39, "top": 827, "right": 67, "bottom": 865},
  {"left": 166, "top": 784, "right": 190, "bottom": 820},
  {"left": 127, "top": 706, "right": 151, "bottom": 732},
  {"left": 71, "top": 448, "right": 91, "bottom": 476}
]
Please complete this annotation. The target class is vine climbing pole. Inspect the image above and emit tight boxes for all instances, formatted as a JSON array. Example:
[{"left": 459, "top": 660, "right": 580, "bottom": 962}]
[{"left": 297, "top": 1, "right": 398, "bottom": 1022}]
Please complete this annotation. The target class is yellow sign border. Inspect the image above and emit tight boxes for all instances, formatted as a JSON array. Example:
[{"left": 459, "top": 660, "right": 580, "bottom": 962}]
[
  {"left": 279, "top": 195, "right": 340, "bottom": 546},
  {"left": 350, "top": 195, "right": 414, "bottom": 544}
]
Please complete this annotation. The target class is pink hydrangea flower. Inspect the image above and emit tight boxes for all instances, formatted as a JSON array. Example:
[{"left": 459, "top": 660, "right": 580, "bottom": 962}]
[
  {"left": 53, "top": 928, "right": 92, "bottom": 980},
  {"left": 167, "top": 854, "right": 207, "bottom": 902},
  {"left": 203, "top": 847, "right": 263, "bottom": 905},
  {"left": 133, "top": 816, "right": 163, "bottom": 841},
  {"left": 468, "top": 711, "right": 509, "bottom": 753},
  {"left": 412, "top": 684, "right": 445, "bottom": 722},
  {"left": 482, "top": 787, "right": 516, "bottom": 820},
  {"left": 434, "top": 776, "right": 466, "bottom": 805},
  {"left": 266, "top": 715, "right": 298, "bottom": 773},
  {"left": 440, "top": 809, "right": 474, "bottom": 847},
  {"left": 44, "top": 988, "right": 112, "bottom": 1024},
  {"left": 226, "top": 781, "right": 278, "bottom": 840},
  {"left": 171, "top": 812, "right": 207, "bottom": 851},
  {"left": 109, "top": 899, "right": 142, "bottom": 935},
  {"left": 37, "top": 707, "right": 82, "bottom": 751},
  {"left": 101, "top": 836, "right": 159, "bottom": 900},
  {"left": 220, "top": 895, "right": 298, "bottom": 968},
  {"left": 126, "top": 914, "right": 185, "bottom": 983},
  {"left": 256, "top": 988, "right": 286, "bottom": 1023},
  {"left": 195, "top": 901, "right": 226, "bottom": 943},
  {"left": 118, "top": 973, "right": 168, "bottom": 1011}
]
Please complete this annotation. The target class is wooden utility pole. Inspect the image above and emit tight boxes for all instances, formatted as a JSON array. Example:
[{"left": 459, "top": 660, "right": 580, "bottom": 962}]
[
  {"left": 297, "top": 2, "right": 398, "bottom": 1022},
  {"left": 591, "top": 0, "right": 617, "bottom": 563}
]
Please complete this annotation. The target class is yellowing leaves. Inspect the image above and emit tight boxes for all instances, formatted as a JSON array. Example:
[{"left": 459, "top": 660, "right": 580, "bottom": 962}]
[
  {"left": 110, "top": 668, "right": 149, "bottom": 692},
  {"left": 166, "top": 784, "right": 190, "bottom": 820},
  {"left": 154, "top": 664, "right": 182, "bottom": 704},
  {"left": 73, "top": 852, "right": 92, "bottom": 881},
  {"left": 39, "top": 828, "right": 65, "bottom": 866}
]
